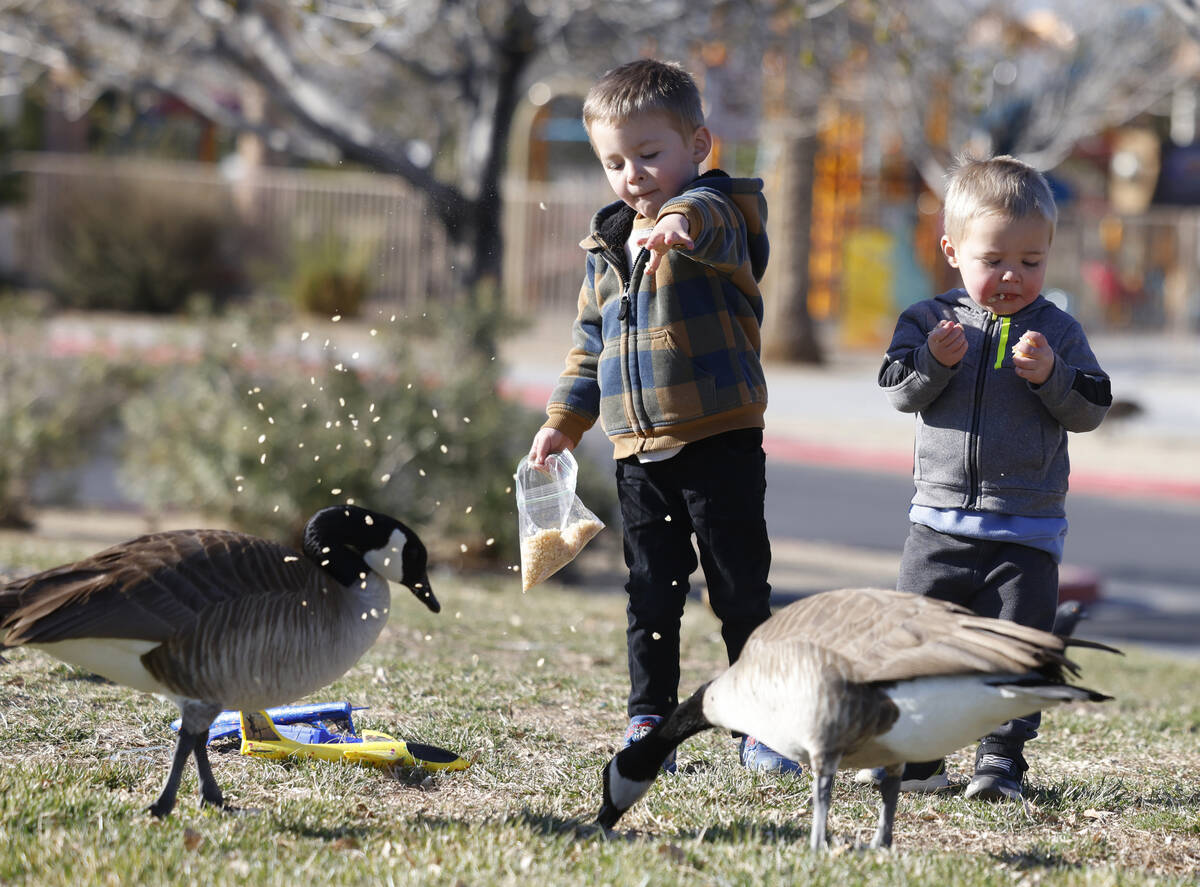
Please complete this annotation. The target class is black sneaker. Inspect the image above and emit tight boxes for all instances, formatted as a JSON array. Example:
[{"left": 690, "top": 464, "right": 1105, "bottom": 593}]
[
  {"left": 852, "top": 758, "right": 949, "bottom": 793},
  {"left": 964, "top": 743, "right": 1027, "bottom": 801}
]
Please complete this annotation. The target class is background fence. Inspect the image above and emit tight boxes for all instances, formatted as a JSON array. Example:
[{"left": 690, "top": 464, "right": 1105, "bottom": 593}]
[
  {"left": 5, "top": 153, "right": 1199, "bottom": 333},
  {"left": 7, "top": 153, "right": 454, "bottom": 308}
]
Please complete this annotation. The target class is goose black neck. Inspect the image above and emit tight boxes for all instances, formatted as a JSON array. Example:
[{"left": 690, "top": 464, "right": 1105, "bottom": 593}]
[
  {"left": 619, "top": 684, "right": 713, "bottom": 779},
  {"left": 303, "top": 506, "right": 381, "bottom": 587}
]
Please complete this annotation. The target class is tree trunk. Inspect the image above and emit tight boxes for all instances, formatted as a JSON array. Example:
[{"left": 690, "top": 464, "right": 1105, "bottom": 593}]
[
  {"left": 762, "top": 129, "right": 824, "bottom": 364},
  {"left": 467, "top": 3, "right": 538, "bottom": 294}
]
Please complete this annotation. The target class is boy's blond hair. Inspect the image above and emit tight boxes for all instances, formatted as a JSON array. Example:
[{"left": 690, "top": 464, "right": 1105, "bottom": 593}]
[
  {"left": 582, "top": 59, "right": 704, "bottom": 143},
  {"left": 943, "top": 154, "right": 1058, "bottom": 244}
]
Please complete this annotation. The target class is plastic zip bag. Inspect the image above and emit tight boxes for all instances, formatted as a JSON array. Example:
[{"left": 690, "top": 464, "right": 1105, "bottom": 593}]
[{"left": 515, "top": 449, "right": 605, "bottom": 591}]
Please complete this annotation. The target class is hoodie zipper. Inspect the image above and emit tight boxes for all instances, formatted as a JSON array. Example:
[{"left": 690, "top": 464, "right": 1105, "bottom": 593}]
[{"left": 966, "top": 312, "right": 999, "bottom": 509}]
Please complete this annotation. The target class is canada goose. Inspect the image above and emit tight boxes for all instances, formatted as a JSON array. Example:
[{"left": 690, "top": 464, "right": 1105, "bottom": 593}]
[
  {"left": 0, "top": 505, "right": 438, "bottom": 818},
  {"left": 597, "top": 587, "right": 1115, "bottom": 850}
]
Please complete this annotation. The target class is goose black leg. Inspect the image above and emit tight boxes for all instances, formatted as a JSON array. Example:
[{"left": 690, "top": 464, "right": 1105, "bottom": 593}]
[
  {"left": 149, "top": 730, "right": 199, "bottom": 818},
  {"left": 808, "top": 756, "right": 838, "bottom": 851},
  {"left": 871, "top": 765, "right": 903, "bottom": 849},
  {"left": 192, "top": 738, "right": 225, "bottom": 809},
  {"left": 147, "top": 701, "right": 223, "bottom": 817}
]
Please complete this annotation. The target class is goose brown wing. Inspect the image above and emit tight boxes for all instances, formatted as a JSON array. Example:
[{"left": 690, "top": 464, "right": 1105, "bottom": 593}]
[
  {"left": 0, "top": 529, "right": 323, "bottom": 647},
  {"left": 745, "top": 587, "right": 1075, "bottom": 684}
]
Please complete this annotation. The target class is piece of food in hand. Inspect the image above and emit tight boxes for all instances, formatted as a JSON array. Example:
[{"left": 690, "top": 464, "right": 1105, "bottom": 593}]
[{"left": 1013, "top": 334, "right": 1036, "bottom": 357}]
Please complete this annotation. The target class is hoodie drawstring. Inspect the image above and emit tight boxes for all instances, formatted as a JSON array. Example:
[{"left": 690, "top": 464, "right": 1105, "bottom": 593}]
[{"left": 993, "top": 316, "right": 1011, "bottom": 370}]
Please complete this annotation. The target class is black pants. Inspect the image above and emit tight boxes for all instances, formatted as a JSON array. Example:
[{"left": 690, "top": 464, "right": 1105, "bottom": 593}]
[
  {"left": 897, "top": 521, "right": 1059, "bottom": 744},
  {"left": 616, "top": 428, "right": 773, "bottom": 718}
]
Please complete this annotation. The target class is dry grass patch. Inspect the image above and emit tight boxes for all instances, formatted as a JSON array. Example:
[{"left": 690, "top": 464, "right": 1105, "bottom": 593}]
[{"left": 1, "top": 532, "right": 1198, "bottom": 885}]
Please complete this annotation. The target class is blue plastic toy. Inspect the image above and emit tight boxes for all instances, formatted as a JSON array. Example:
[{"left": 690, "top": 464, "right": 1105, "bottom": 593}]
[{"left": 171, "top": 702, "right": 364, "bottom": 745}]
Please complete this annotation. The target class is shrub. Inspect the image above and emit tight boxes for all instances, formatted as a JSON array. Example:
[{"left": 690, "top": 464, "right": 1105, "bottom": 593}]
[
  {"left": 0, "top": 297, "right": 136, "bottom": 527},
  {"left": 45, "top": 176, "right": 249, "bottom": 313},
  {"left": 287, "top": 232, "right": 372, "bottom": 318},
  {"left": 117, "top": 300, "right": 606, "bottom": 564}
]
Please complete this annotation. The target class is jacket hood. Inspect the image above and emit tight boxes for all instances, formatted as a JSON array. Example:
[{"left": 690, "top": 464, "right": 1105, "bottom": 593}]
[{"left": 587, "top": 169, "right": 768, "bottom": 280}]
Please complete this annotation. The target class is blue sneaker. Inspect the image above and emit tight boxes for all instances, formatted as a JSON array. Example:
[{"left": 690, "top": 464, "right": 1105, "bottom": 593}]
[
  {"left": 739, "top": 736, "right": 803, "bottom": 774},
  {"left": 623, "top": 715, "right": 676, "bottom": 774}
]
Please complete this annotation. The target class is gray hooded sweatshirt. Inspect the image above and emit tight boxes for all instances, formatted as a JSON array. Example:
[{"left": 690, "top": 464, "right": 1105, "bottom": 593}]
[{"left": 879, "top": 289, "right": 1111, "bottom": 518}]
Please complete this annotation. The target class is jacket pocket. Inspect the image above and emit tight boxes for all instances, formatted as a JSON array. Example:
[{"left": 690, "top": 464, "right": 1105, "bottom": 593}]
[
  {"left": 597, "top": 339, "right": 633, "bottom": 435},
  {"left": 638, "top": 328, "right": 717, "bottom": 425},
  {"left": 980, "top": 405, "right": 1062, "bottom": 495}
]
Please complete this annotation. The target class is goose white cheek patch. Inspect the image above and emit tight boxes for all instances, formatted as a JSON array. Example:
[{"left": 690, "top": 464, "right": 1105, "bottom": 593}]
[{"left": 363, "top": 528, "right": 410, "bottom": 582}]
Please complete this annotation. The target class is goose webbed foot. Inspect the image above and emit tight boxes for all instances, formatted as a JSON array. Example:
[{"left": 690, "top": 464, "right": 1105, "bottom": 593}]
[
  {"left": 200, "top": 798, "right": 258, "bottom": 816},
  {"left": 147, "top": 798, "right": 175, "bottom": 819},
  {"left": 193, "top": 730, "right": 254, "bottom": 815}
]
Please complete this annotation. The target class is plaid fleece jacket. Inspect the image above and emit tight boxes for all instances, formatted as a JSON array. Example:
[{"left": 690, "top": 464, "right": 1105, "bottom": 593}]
[{"left": 543, "top": 170, "right": 770, "bottom": 460}]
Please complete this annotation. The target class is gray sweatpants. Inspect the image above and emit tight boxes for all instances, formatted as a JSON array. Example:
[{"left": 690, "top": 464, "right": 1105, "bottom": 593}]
[{"left": 897, "top": 521, "right": 1059, "bottom": 745}]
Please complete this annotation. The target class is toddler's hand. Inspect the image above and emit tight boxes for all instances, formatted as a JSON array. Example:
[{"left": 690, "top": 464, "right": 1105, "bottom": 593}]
[
  {"left": 639, "top": 213, "right": 693, "bottom": 274},
  {"left": 527, "top": 427, "right": 574, "bottom": 471},
  {"left": 927, "top": 319, "right": 967, "bottom": 367},
  {"left": 1012, "top": 330, "right": 1055, "bottom": 384}
]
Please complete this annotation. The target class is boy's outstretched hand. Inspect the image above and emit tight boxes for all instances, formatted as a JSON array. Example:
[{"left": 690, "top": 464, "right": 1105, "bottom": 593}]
[
  {"left": 1012, "top": 330, "right": 1055, "bottom": 385},
  {"left": 528, "top": 427, "right": 574, "bottom": 471},
  {"left": 928, "top": 319, "right": 967, "bottom": 367},
  {"left": 638, "top": 212, "right": 693, "bottom": 274}
]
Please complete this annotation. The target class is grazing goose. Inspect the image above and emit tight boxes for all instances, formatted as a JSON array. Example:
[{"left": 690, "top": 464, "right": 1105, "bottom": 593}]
[
  {"left": 0, "top": 505, "right": 437, "bottom": 818},
  {"left": 597, "top": 587, "right": 1116, "bottom": 850}
]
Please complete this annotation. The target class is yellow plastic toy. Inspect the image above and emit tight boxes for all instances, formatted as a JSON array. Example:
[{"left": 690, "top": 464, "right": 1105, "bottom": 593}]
[{"left": 238, "top": 709, "right": 472, "bottom": 772}]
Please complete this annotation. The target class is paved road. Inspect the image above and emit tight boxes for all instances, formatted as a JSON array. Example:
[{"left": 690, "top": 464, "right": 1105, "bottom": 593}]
[{"left": 762, "top": 459, "right": 1200, "bottom": 656}]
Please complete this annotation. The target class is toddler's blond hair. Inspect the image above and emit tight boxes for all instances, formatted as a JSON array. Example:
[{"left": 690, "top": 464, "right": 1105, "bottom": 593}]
[
  {"left": 583, "top": 59, "right": 704, "bottom": 143},
  {"left": 943, "top": 154, "right": 1057, "bottom": 244}
]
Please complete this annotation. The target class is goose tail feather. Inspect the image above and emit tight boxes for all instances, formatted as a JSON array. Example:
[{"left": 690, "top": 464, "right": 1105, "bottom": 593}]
[
  {"left": 992, "top": 678, "right": 1112, "bottom": 704},
  {"left": 1063, "top": 636, "right": 1124, "bottom": 656}
]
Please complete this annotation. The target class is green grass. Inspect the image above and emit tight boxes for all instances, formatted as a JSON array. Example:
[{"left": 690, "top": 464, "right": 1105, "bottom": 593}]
[{"left": 2, "top": 537, "right": 1199, "bottom": 885}]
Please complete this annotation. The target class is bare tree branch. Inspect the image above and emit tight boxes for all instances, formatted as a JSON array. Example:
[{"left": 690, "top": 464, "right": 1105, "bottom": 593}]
[{"left": 862, "top": 0, "right": 1195, "bottom": 193}]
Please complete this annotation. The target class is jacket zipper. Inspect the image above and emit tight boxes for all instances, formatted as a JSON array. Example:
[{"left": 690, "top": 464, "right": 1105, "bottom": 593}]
[
  {"left": 966, "top": 313, "right": 997, "bottom": 509},
  {"left": 620, "top": 248, "right": 652, "bottom": 437}
]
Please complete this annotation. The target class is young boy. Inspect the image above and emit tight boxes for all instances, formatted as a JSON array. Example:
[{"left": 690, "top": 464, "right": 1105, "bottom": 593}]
[
  {"left": 870, "top": 154, "right": 1111, "bottom": 800},
  {"left": 527, "top": 59, "right": 798, "bottom": 774}
]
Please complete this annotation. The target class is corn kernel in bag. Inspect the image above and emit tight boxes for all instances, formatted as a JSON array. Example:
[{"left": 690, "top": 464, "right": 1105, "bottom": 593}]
[{"left": 515, "top": 450, "right": 604, "bottom": 591}]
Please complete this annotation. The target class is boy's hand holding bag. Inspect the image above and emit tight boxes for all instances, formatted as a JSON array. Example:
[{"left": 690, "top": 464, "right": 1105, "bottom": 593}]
[{"left": 515, "top": 449, "right": 604, "bottom": 591}]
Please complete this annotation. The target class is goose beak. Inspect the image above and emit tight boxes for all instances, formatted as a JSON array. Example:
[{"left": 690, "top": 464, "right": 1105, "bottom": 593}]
[{"left": 406, "top": 577, "right": 440, "bottom": 613}]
